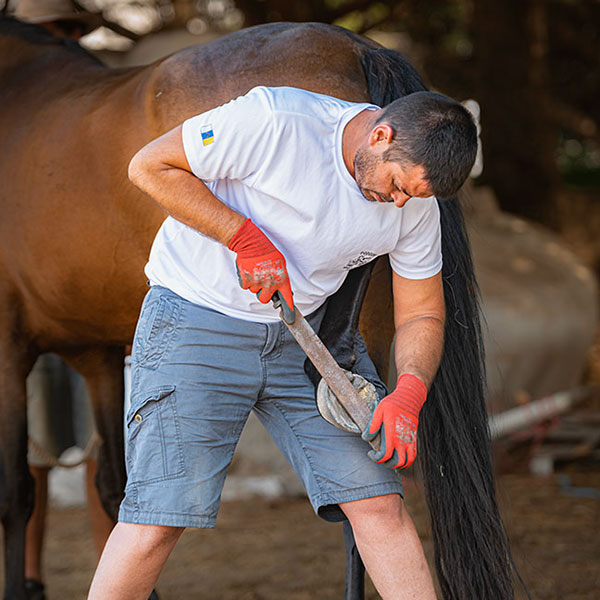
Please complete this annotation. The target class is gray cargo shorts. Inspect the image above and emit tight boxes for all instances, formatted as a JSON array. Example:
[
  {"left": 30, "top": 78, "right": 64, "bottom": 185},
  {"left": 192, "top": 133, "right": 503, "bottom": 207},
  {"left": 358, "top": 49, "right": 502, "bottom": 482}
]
[{"left": 119, "top": 286, "right": 402, "bottom": 528}]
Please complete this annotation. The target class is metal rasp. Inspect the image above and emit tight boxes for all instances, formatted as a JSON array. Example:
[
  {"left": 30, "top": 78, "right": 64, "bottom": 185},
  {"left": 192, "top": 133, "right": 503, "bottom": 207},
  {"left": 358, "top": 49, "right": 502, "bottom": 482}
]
[{"left": 272, "top": 293, "right": 381, "bottom": 452}]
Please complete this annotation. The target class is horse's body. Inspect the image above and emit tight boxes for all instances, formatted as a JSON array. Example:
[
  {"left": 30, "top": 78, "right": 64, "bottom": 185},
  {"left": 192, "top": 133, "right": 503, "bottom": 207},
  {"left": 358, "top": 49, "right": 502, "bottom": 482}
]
[
  {"left": 0, "top": 18, "right": 521, "bottom": 600},
  {"left": 1, "top": 23, "right": 373, "bottom": 350},
  {"left": 0, "top": 21, "right": 394, "bottom": 599}
]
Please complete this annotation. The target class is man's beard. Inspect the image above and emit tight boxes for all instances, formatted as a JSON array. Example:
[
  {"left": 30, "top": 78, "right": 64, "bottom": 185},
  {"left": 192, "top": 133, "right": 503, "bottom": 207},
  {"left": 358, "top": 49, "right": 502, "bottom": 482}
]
[{"left": 353, "top": 147, "right": 392, "bottom": 203}]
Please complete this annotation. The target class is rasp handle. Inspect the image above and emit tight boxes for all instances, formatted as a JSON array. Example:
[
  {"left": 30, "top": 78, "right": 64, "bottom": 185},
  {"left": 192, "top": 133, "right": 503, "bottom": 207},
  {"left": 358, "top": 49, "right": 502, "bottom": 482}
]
[{"left": 273, "top": 293, "right": 380, "bottom": 452}]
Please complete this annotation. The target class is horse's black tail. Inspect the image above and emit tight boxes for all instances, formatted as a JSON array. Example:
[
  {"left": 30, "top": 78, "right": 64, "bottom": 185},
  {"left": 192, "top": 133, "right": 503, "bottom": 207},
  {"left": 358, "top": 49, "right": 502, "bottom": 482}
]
[{"left": 359, "top": 46, "right": 526, "bottom": 600}]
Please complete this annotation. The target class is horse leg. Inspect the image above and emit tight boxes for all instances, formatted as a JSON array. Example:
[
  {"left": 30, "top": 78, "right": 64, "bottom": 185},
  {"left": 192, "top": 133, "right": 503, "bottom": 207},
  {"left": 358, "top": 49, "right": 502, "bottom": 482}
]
[
  {"left": 62, "top": 346, "right": 126, "bottom": 522},
  {"left": 314, "top": 257, "right": 396, "bottom": 599},
  {"left": 357, "top": 256, "right": 395, "bottom": 383},
  {"left": 0, "top": 329, "right": 34, "bottom": 600},
  {"left": 305, "top": 260, "right": 378, "bottom": 385},
  {"left": 62, "top": 348, "right": 160, "bottom": 599},
  {"left": 343, "top": 521, "right": 365, "bottom": 600},
  {"left": 306, "top": 258, "right": 394, "bottom": 600}
]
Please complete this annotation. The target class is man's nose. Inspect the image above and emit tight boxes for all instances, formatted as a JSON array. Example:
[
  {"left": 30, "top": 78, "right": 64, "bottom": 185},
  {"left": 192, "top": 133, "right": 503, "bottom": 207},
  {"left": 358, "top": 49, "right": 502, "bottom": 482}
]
[{"left": 392, "top": 191, "right": 409, "bottom": 208}]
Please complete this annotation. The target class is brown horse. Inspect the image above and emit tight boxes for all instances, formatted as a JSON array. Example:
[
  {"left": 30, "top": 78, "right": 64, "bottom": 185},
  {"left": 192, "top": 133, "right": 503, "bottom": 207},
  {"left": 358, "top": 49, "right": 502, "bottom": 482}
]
[{"left": 0, "top": 17, "right": 522, "bottom": 600}]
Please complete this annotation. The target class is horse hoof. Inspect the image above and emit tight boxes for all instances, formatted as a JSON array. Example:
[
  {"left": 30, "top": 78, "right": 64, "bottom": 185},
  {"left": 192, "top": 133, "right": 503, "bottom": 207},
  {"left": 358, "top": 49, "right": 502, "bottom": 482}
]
[
  {"left": 317, "top": 371, "right": 378, "bottom": 433},
  {"left": 24, "top": 579, "right": 46, "bottom": 600}
]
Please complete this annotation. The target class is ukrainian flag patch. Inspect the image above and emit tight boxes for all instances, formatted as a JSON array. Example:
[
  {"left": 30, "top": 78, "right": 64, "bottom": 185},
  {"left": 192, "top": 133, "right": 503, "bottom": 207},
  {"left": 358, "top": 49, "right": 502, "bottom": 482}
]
[{"left": 201, "top": 124, "right": 214, "bottom": 146}]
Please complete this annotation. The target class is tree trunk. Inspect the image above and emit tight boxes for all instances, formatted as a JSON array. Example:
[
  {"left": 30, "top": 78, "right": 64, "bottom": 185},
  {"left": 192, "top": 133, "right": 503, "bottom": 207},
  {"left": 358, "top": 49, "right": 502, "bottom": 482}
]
[{"left": 474, "top": 0, "right": 559, "bottom": 226}]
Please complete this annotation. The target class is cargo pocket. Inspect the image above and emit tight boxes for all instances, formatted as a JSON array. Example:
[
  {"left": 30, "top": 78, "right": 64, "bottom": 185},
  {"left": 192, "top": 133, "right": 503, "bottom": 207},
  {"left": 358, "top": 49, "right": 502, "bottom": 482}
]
[
  {"left": 126, "top": 386, "right": 185, "bottom": 484},
  {"left": 133, "top": 290, "right": 182, "bottom": 370}
]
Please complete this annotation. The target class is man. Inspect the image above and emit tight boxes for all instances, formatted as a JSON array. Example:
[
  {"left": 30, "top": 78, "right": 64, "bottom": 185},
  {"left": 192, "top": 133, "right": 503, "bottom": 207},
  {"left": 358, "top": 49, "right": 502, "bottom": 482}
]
[{"left": 88, "top": 85, "right": 477, "bottom": 599}]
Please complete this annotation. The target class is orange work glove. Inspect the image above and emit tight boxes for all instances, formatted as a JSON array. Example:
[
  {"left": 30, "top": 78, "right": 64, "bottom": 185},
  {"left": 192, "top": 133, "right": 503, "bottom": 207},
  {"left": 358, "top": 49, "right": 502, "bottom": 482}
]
[
  {"left": 227, "top": 218, "right": 294, "bottom": 311},
  {"left": 362, "top": 373, "right": 427, "bottom": 469}
]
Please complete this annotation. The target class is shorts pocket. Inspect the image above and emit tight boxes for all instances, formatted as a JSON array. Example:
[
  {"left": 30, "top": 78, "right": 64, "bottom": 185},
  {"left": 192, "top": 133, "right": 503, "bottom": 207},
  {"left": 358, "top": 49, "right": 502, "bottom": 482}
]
[
  {"left": 133, "top": 289, "right": 182, "bottom": 370},
  {"left": 126, "top": 385, "right": 185, "bottom": 484}
]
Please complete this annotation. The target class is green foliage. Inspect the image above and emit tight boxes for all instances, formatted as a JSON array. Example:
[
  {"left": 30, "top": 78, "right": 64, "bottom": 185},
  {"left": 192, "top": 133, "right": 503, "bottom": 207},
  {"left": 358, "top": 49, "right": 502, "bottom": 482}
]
[
  {"left": 333, "top": 10, "right": 362, "bottom": 32},
  {"left": 559, "top": 137, "right": 600, "bottom": 188},
  {"left": 333, "top": 2, "right": 390, "bottom": 33}
]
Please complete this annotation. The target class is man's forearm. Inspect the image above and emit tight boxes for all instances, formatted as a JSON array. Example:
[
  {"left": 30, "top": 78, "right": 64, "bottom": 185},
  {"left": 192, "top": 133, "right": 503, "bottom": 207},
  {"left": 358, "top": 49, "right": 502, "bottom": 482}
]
[
  {"left": 130, "top": 163, "right": 245, "bottom": 246},
  {"left": 393, "top": 315, "right": 444, "bottom": 390},
  {"left": 128, "top": 129, "right": 294, "bottom": 307},
  {"left": 128, "top": 130, "right": 245, "bottom": 246},
  {"left": 363, "top": 313, "right": 444, "bottom": 469}
]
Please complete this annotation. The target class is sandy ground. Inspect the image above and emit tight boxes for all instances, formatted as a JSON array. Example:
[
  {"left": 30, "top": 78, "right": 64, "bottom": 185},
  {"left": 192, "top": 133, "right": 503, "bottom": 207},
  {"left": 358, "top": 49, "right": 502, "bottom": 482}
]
[{"left": 1, "top": 467, "right": 598, "bottom": 599}]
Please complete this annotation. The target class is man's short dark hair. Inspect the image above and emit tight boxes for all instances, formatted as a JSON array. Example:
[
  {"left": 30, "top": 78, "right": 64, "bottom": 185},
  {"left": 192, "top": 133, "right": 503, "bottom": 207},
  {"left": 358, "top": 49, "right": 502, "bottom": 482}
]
[{"left": 376, "top": 91, "right": 477, "bottom": 199}]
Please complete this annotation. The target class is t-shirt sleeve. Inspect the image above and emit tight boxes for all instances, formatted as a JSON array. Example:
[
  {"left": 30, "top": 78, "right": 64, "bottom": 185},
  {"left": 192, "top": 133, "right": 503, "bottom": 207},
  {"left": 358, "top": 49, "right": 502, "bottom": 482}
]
[
  {"left": 181, "top": 87, "right": 274, "bottom": 182},
  {"left": 389, "top": 196, "right": 443, "bottom": 279}
]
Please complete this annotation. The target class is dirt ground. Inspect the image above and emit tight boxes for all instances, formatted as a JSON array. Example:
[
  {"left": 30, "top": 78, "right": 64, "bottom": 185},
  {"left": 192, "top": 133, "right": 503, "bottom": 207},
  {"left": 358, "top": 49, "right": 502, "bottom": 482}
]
[{"left": 1, "top": 465, "right": 598, "bottom": 600}]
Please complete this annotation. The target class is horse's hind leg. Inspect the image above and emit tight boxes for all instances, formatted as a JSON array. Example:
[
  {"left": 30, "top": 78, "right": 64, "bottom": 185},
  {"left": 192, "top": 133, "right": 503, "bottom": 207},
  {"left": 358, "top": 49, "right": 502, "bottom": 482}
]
[
  {"left": 0, "top": 328, "right": 35, "bottom": 600},
  {"left": 343, "top": 521, "right": 365, "bottom": 600},
  {"left": 314, "top": 257, "right": 395, "bottom": 600},
  {"left": 63, "top": 346, "right": 126, "bottom": 523},
  {"left": 68, "top": 348, "right": 161, "bottom": 600}
]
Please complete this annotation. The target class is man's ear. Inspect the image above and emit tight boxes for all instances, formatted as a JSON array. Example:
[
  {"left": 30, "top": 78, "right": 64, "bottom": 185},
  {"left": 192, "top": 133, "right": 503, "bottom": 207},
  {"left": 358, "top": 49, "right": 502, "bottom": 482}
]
[{"left": 368, "top": 123, "right": 394, "bottom": 151}]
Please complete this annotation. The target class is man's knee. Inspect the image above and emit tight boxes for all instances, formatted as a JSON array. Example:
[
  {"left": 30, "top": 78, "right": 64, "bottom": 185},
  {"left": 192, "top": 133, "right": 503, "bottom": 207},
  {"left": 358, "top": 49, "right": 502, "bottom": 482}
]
[
  {"left": 340, "top": 493, "right": 407, "bottom": 526},
  {"left": 115, "top": 522, "right": 184, "bottom": 550}
]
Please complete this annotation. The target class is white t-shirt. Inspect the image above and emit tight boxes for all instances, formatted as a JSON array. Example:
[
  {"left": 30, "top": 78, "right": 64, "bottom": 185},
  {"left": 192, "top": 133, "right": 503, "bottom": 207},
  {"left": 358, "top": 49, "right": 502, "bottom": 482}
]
[{"left": 145, "top": 86, "right": 442, "bottom": 323}]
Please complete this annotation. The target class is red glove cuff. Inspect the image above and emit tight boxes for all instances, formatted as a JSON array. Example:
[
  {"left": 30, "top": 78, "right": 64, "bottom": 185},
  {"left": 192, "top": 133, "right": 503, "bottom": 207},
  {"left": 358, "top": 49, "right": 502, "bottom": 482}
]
[
  {"left": 227, "top": 218, "right": 275, "bottom": 256},
  {"left": 392, "top": 374, "right": 428, "bottom": 420}
]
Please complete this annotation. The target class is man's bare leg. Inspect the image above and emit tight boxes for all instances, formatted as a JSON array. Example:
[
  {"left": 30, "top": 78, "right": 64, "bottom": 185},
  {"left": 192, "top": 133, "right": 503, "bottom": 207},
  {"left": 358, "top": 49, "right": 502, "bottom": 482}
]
[
  {"left": 340, "top": 493, "right": 437, "bottom": 600},
  {"left": 88, "top": 523, "right": 184, "bottom": 600}
]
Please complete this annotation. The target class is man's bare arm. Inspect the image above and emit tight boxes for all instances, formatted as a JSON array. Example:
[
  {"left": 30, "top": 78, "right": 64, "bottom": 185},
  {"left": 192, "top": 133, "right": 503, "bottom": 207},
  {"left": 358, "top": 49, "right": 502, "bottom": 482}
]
[
  {"left": 128, "top": 125, "right": 294, "bottom": 308},
  {"left": 362, "top": 270, "right": 445, "bottom": 468},
  {"left": 128, "top": 125, "right": 245, "bottom": 245},
  {"left": 392, "top": 270, "right": 445, "bottom": 390}
]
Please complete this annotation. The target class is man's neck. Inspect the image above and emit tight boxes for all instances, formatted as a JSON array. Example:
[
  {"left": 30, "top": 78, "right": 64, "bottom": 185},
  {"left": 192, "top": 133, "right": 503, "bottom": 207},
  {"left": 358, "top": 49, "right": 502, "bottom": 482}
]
[{"left": 342, "top": 108, "right": 379, "bottom": 177}]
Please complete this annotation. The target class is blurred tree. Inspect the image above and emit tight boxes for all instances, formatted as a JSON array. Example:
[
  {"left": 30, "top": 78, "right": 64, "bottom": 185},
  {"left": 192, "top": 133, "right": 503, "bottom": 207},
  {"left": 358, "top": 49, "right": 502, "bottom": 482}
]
[
  {"left": 473, "top": 0, "right": 559, "bottom": 225},
  {"left": 228, "top": 0, "right": 599, "bottom": 228}
]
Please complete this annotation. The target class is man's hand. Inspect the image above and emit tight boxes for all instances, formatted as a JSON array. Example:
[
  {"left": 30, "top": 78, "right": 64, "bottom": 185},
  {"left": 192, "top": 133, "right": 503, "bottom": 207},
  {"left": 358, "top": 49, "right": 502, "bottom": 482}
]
[
  {"left": 228, "top": 219, "right": 294, "bottom": 310},
  {"left": 362, "top": 373, "right": 427, "bottom": 469}
]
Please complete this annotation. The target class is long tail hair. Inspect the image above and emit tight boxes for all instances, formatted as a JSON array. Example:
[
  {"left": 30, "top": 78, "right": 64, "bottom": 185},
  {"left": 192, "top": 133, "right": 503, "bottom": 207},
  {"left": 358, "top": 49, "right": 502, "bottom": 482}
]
[{"left": 359, "top": 45, "right": 526, "bottom": 600}]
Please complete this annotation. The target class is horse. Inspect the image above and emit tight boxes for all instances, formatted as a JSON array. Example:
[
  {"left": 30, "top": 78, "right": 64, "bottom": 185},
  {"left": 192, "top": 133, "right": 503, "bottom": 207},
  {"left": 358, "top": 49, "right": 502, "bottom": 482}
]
[{"left": 0, "top": 17, "right": 523, "bottom": 600}]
